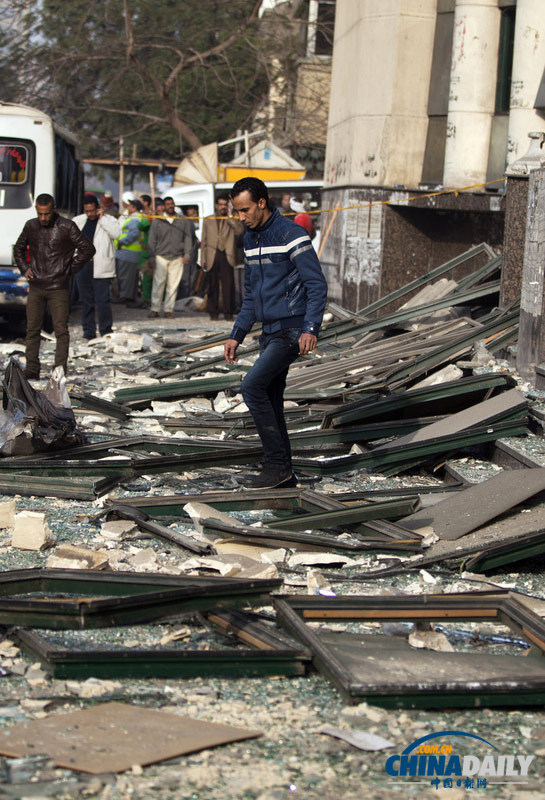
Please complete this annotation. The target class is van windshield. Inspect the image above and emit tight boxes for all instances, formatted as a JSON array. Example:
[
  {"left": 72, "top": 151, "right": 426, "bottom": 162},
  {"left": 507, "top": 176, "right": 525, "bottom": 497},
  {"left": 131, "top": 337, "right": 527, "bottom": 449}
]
[{"left": 0, "top": 139, "right": 35, "bottom": 209}]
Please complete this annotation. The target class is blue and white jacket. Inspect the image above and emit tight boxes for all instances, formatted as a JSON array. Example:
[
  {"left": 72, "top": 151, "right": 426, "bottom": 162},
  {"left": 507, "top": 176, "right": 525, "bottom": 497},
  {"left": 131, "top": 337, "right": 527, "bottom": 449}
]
[{"left": 230, "top": 207, "right": 328, "bottom": 344}]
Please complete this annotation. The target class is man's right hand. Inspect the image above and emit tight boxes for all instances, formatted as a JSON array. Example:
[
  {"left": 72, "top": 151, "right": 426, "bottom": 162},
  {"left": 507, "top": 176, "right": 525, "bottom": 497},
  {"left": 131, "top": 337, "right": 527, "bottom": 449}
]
[
  {"left": 224, "top": 338, "right": 239, "bottom": 364},
  {"left": 25, "top": 268, "right": 34, "bottom": 280}
]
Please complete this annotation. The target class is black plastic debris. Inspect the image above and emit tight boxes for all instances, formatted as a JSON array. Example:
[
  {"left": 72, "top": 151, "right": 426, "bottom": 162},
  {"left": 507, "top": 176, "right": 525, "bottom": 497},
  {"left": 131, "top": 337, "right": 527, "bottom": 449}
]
[{"left": 0, "top": 359, "right": 87, "bottom": 456}]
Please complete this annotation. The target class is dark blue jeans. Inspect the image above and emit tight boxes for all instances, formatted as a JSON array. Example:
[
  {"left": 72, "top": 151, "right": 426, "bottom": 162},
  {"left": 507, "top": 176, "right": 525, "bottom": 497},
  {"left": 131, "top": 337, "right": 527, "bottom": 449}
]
[
  {"left": 240, "top": 328, "right": 301, "bottom": 471},
  {"left": 75, "top": 263, "right": 113, "bottom": 338}
]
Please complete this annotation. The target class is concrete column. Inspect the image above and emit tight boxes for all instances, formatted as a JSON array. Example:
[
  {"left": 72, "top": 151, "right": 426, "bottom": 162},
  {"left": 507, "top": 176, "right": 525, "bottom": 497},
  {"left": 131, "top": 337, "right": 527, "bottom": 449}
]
[
  {"left": 500, "top": 132, "right": 545, "bottom": 308},
  {"left": 443, "top": 0, "right": 501, "bottom": 188},
  {"left": 517, "top": 165, "right": 545, "bottom": 381},
  {"left": 507, "top": 0, "right": 545, "bottom": 162}
]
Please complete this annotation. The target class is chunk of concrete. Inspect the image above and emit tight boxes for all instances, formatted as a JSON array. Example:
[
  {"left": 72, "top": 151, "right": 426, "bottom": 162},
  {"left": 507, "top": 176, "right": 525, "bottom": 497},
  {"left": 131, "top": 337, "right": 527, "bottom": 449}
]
[
  {"left": 0, "top": 500, "right": 16, "bottom": 529},
  {"left": 100, "top": 519, "right": 137, "bottom": 541},
  {"left": 183, "top": 502, "right": 243, "bottom": 535},
  {"left": 12, "top": 511, "right": 55, "bottom": 551},
  {"left": 46, "top": 545, "right": 108, "bottom": 571},
  {"left": 128, "top": 547, "right": 158, "bottom": 570}
]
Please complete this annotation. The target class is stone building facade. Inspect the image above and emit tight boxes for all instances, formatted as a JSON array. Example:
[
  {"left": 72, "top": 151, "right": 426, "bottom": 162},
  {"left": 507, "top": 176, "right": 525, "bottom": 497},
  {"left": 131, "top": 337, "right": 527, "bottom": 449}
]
[{"left": 321, "top": 0, "right": 545, "bottom": 309}]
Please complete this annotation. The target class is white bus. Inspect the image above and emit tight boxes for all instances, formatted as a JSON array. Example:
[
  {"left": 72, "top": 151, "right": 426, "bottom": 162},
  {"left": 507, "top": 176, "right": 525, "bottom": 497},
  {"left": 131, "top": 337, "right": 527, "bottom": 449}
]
[{"left": 0, "top": 103, "right": 83, "bottom": 318}]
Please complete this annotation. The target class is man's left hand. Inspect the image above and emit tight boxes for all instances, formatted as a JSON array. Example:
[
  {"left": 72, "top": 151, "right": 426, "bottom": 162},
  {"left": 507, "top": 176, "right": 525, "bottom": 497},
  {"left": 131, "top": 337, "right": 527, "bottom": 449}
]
[{"left": 298, "top": 333, "right": 317, "bottom": 355}]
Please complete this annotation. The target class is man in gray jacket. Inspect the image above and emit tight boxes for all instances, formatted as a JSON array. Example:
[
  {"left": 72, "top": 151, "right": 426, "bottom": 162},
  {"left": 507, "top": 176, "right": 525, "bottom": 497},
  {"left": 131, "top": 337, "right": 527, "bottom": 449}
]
[{"left": 147, "top": 197, "right": 193, "bottom": 319}]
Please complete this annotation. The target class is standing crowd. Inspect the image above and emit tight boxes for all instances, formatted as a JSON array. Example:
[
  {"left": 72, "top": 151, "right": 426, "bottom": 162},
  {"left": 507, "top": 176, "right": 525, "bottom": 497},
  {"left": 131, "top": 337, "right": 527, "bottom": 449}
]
[{"left": 13, "top": 185, "right": 321, "bottom": 388}]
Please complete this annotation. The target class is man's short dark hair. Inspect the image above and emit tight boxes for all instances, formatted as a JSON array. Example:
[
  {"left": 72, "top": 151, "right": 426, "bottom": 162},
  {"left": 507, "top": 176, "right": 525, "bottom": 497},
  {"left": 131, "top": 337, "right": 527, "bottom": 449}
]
[
  {"left": 163, "top": 196, "right": 174, "bottom": 203},
  {"left": 83, "top": 195, "right": 99, "bottom": 207},
  {"left": 128, "top": 199, "right": 143, "bottom": 212},
  {"left": 155, "top": 197, "right": 164, "bottom": 206},
  {"left": 231, "top": 178, "right": 270, "bottom": 209},
  {"left": 36, "top": 193, "right": 55, "bottom": 207},
  {"left": 216, "top": 192, "right": 230, "bottom": 203},
  {"left": 140, "top": 194, "right": 151, "bottom": 204}
]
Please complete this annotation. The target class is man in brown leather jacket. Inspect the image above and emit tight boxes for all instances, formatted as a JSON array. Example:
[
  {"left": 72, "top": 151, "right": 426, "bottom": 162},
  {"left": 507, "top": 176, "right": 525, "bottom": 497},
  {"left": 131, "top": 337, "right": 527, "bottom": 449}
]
[{"left": 13, "top": 193, "right": 95, "bottom": 379}]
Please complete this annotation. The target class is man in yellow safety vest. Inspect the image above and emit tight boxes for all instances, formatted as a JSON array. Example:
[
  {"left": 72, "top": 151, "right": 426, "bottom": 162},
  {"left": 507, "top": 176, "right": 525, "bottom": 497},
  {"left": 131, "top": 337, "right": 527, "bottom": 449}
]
[{"left": 114, "top": 197, "right": 145, "bottom": 304}]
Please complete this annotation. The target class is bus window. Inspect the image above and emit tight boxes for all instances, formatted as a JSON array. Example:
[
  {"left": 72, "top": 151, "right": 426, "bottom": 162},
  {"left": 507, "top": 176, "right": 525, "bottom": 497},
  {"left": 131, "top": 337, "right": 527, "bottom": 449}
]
[
  {"left": 0, "top": 139, "right": 35, "bottom": 209},
  {"left": 55, "top": 134, "right": 81, "bottom": 216}
]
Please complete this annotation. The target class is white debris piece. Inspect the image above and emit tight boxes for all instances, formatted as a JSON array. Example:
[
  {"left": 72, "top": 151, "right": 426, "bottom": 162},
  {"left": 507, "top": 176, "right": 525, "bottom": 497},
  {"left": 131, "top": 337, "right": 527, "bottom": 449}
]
[
  {"left": 182, "top": 397, "right": 213, "bottom": 412},
  {"left": 214, "top": 540, "right": 271, "bottom": 560},
  {"left": 261, "top": 548, "right": 288, "bottom": 564},
  {"left": 350, "top": 443, "right": 367, "bottom": 455},
  {"left": 408, "top": 630, "right": 454, "bottom": 653},
  {"left": 12, "top": 511, "right": 55, "bottom": 550},
  {"left": 307, "top": 568, "right": 332, "bottom": 595},
  {"left": 151, "top": 400, "right": 185, "bottom": 416},
  {"left": 421, "top": 530, "right": 439, "bottom": 548},
  {"left": 46, "top": 545, "right": 108, "bottom": 570},
  {"left": 228, "top": 403, "right": 250, "bottom": 415},
  {"left": 0, "top": 640, "right": 19, "bottom": 658},
  {"left": 213, "top": 391, "right": 233, "bottom": 413},
  {"left": 418, "top": 569, "right": 438, "bottom": 584},
  {"left": 341, "top": 702, "right": 387, "bottom": 723},
  {"left": 411, "top": 364, "right": 463, "bottom": 389},
  {"left": 183, "top": 502, "right": 242, "bottom": 534},
  {"left": 160, "top": 627, "right": 191, "bottom": 645},
  {"left": 103, "top": 332, "right": 150, "bottom": 352},
  {"left": 128, "top": 547, "right": 158, "bottom": 570},
  {"left": 106, "top": 549, "right": 128, "bottom": 569},
  {"left": 317, "top": 725, "right": 394, "bottom": 752},
  {"left": 100, "top": 519, "right": 138, "bottom": 541},
  {"left": 65, "top": 678, "right": 122, "bottom": 698},
  {"left": 238, "top": 562, "right": 279, "bottom": 580},
  {"left": 0, "top": 500, "right": 15, "bottom": 529}
]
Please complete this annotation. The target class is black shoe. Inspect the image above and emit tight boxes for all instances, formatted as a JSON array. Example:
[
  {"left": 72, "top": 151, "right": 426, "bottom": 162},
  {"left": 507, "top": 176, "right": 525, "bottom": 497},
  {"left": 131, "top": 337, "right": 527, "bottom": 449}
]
[
  {"left": 23, "top": 368, "right": 40, "bottom": 380},
  {"left": 240, "top": 468, "right": 294, "bottom": 489}
]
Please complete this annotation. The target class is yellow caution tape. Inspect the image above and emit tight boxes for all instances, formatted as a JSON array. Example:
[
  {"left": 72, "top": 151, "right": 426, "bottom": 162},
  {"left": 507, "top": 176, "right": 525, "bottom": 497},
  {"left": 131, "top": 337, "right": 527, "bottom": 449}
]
[{"left": 133, "top": 177, "right": 505, "bottom": 221}]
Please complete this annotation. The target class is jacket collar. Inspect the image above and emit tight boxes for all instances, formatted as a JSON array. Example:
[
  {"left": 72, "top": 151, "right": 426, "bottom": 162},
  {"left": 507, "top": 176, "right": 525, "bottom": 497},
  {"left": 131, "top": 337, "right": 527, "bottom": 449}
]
[{"left": 253, "top": 206, "right": 278, "bottom": 234}]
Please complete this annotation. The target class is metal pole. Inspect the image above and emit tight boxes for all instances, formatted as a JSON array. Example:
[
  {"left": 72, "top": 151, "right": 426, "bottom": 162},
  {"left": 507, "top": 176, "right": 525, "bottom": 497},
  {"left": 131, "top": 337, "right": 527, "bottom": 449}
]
[
  {"left": 234, "top": 129, "right": 242, "bottom": 159},
  {"left": 118, "top": 136, "right": 124, "bottom": 209},
  {"left": 149, "top": 170, "right": 155, "bottom": 211},
  {"left": 244, "top": 129, "right": 250, "bottom": 166}
]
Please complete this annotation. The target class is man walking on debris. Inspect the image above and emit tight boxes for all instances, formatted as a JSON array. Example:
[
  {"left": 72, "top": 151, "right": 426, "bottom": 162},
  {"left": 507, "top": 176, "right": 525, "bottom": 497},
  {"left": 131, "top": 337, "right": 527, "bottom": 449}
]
[
  {"left": 14, "top": 193, "right": 95, "bottom": 379},
  {"left": 224, "top": 178, "right": 327, "bottom": 488},
  {"left": 147, "top": 196, "right": 193, "bottom": 319},
  {"left": 73, "top": 194, "right": 121, "bottom": 339}
]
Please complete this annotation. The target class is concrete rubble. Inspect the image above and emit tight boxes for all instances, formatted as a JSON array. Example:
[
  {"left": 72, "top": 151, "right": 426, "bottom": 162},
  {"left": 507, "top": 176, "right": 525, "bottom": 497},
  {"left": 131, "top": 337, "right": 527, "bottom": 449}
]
[{"left": 1, "top": 255, "right": 545, "bottom": 797}]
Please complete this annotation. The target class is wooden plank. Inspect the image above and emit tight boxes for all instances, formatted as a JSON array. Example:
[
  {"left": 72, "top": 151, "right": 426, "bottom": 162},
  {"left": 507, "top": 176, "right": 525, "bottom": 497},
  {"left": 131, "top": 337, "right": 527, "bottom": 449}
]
[{"left": 0, "top": 702, "right": 260, "bottom": 773}]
